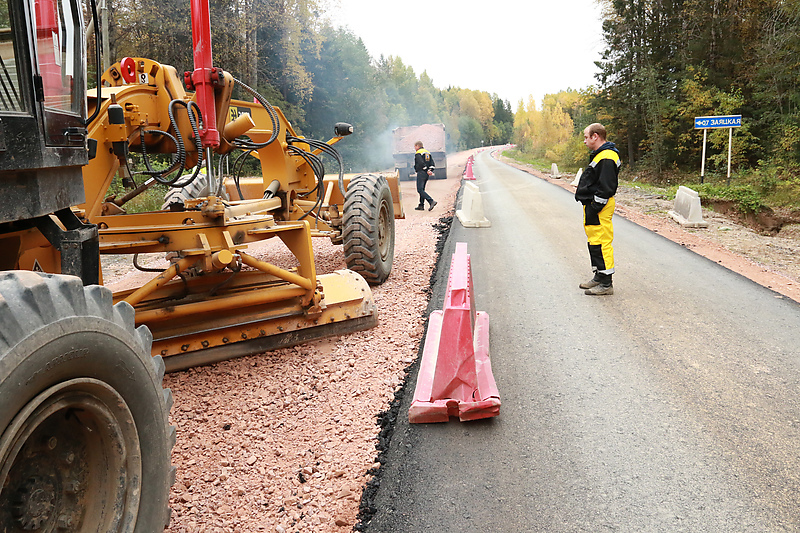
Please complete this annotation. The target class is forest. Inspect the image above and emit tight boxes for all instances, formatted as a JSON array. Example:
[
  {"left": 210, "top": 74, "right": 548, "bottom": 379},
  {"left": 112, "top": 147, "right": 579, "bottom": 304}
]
[
  {"left": 515, "top": 0, "right": 800, "bottom": 212},
  {"left": 592, "top": 0, "right": 800, "bottom": 176},
  {"left": 99, "top": 0, "right": 514, "bottom": 172}
]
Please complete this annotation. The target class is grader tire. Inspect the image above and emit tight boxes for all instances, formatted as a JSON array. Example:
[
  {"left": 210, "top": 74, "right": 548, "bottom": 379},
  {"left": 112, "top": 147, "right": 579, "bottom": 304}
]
[
  {"left": 343, "top": 174, "right": 395, "bottom": 285},
  {"left": 0, "top": 271, "right": 175, "bottom": 532}
]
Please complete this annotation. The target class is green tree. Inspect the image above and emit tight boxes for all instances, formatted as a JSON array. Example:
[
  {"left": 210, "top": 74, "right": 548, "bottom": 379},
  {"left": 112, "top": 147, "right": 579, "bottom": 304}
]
[
  {"left": 305, "top": 26, "right": 390, "bottom": 170},
  {"left": 491, "top": 95, "right": 514, "bottom": 145}
]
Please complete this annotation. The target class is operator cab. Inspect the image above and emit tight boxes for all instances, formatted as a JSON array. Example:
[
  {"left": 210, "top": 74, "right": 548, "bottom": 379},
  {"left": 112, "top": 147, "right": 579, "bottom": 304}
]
[{"left": 0, "top": 0, "right": 87, "bottom": 223}]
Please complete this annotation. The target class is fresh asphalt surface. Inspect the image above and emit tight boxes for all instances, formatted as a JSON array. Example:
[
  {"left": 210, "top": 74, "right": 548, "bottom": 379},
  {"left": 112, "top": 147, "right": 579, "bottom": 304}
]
[{"left": 362, "top": 150, "right": 800, "bottom": 532}]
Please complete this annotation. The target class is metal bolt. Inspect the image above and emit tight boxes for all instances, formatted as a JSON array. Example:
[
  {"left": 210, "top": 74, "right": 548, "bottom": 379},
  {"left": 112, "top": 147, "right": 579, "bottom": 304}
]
[
  {"left": 57, "top": 515, "right": 73, "bottom": 529},
  {"left": 64, "top": 452, "right": 75, "bottom": 465},
  {"left": 47, "top": 437, "right": 57, "bottom": 450}
]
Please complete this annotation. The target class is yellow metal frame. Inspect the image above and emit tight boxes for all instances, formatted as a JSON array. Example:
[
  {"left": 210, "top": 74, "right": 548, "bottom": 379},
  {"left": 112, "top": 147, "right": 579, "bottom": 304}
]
[{"left": 57, "top": 57, "right": 380, "bottom": 364}]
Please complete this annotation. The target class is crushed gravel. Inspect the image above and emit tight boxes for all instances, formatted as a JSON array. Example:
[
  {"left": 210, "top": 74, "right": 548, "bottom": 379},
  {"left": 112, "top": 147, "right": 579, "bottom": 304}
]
[{"left": 101, "top": 163, "right": 465, "bottom": 533}]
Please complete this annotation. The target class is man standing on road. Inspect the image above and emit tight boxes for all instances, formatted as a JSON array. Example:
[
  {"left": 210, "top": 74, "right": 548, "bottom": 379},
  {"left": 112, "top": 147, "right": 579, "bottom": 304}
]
[
  {"left": 575, "top": 123, "right": 621, "bottom": 295},
  {"left": 413, "top": 141, "right": 437, "bottom": 211}
]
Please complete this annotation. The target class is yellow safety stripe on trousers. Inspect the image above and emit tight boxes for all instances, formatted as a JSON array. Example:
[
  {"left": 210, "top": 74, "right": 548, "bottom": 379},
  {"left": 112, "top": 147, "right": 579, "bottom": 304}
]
[
  {"left": 584, "top": 196, "right": 615, "bottom": 273},
  {"left": 589, "top": 149, "right": 621, "bottom": 168}
]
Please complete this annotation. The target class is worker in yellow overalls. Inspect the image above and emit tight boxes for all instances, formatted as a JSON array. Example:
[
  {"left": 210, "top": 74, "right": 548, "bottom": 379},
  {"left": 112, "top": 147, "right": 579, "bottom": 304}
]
[{"left": 574, "top": 123, "right": 621, "bottom": 295}]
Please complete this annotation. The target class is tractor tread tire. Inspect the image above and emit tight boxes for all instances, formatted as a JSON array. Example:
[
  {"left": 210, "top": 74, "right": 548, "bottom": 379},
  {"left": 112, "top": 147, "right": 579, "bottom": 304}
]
[
  {"left": 343, "top": 174, "right": 395, "bottom": 285},
  {"left": 0, "top": 271, "right": 175, "bottom": 532}
]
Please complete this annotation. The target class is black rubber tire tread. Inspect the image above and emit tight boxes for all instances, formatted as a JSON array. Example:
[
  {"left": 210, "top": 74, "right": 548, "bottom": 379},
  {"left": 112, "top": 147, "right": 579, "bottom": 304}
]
[
  {"left": 162, "top": 171, "right": 226, "bottom": 208},
  {"left": 0, "top": 271, "right": 175, "bottom": 532},
  {"left": 342, "top": 174, "right": 395, "bottom": 285}
]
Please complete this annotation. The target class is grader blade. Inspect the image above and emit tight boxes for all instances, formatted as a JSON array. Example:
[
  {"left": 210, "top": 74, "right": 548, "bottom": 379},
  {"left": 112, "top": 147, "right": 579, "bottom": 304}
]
[{"left": 113, "top": 268, "right": 376, "bottom": 372}]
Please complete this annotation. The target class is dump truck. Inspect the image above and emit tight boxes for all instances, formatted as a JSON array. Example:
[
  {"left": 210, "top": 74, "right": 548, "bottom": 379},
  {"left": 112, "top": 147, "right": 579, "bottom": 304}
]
[
  {"left": 0, "top": 0, "right": 400, "bottom": 528},
  {"left": 393, "top": 123, "right": 447, "bottom": 180}
]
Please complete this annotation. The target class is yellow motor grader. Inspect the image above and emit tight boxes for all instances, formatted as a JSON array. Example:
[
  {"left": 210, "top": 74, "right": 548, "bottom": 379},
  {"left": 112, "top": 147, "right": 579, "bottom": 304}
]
[{"left": 0, "top": 0, "right": 400, "bottom": 529}]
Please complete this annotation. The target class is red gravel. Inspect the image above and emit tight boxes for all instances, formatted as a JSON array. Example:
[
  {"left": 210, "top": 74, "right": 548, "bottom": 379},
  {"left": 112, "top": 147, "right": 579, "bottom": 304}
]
[{"left": 136, "top": 166, "right": 467, "bottom": 533}]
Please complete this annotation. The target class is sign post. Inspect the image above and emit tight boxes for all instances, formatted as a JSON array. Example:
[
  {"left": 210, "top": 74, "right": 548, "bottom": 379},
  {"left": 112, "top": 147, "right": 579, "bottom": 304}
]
[{"left": 693, "top": 115, "right": 741, "bottom": 184}]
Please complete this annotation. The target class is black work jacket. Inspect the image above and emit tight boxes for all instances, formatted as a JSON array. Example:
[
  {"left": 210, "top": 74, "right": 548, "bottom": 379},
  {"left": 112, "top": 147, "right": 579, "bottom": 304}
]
[
  {"left": 575, "top": 142, "right": 621, "bottom": 205},
  {"left": 414, "top": 148, "right": 435, "bottom": 173}
]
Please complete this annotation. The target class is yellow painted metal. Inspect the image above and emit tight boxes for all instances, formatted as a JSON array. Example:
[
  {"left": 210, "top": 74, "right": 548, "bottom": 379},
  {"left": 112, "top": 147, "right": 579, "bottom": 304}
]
[
  {"left": 239, "top": 252, "right": 314, "bottom": 291},
  {"left": 83, "top": 60, "right": 194, "bottom": 221},
  {"left": 222, "top": 171, "right": 405, "bottom": 238},
  {"left": 223, "top": 112, "right": 256, "bottom": 142},
  {"left": 23, "top": 57, "right": 384, "bottom": 368},
  {"left": 134, "top": 284, "right": 308, "bottom": 323},
  {"left": 1, "top": 227, "right": 59, "bottom": 273},
  {"left": 124, "top": 255, "right": 198, "bottom": 307},
  {"left": 223, "top": 198, "right": 282, "bottom": 219},
  {"left": 7, "top": 50, "right": 389, "bottom": 370},
  {"left": 212, "top": 249, "right": 234, "bottom": 269},
  {"left": 109, "top": 268, "right": 376, "bottom": 371},
  {"left": 95, "top": 210, "right": 277, "bottom": 255}
]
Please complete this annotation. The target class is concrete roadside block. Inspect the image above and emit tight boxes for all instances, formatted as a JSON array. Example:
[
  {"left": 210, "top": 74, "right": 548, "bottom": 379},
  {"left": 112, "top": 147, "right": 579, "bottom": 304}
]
[
  {"left": 571, "top": 168, "right": 583, "bottom": 187},
  {"left": 669, "top": 185, "right": 708, "bottom": 228},
  {"left": 551, "top": 163, "right": 560, "bottom": 177},
  {"left": 456, "top": 182, "right": 491, "bottom": 228}
]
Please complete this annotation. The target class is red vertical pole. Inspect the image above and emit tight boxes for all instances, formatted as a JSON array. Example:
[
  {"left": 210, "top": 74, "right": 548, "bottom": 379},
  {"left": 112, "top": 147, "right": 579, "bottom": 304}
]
[{"left": 189, "top": 0, "right": 219, "bottom": 147}]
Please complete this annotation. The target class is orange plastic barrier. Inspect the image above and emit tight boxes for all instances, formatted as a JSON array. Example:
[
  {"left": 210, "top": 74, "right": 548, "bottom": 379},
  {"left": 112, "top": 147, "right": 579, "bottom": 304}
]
[{"left": 408, "top": 242, "right": 500, "bottom": 423}]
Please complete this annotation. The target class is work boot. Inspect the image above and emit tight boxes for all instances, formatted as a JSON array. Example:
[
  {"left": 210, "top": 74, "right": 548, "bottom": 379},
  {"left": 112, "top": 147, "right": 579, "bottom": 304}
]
[
  {"left": 584, "top": 273, "right": 613, "bottom": 295},
  {"left": 584, "top": 284, "right": 614, "bottom": 295},
  {"left": 428, "top": 200, "right": 437, "bottom": 211},
  {"left": 415, "top": 205, "right": 425, "bottom": 211},
  {"left": 579, "top": 276, "right": 601, "bottom": 289}
]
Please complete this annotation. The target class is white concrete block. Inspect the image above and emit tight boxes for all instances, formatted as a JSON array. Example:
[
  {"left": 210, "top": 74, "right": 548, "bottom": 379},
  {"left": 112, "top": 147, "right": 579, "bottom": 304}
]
[
  {"left": 669, "top": 185, "right": 708, "bottom": 228},
  {"left": 550, "top": 163, "right": 560, "bottom": 177},
  {"left": 456, "top": 182, "right": 491, "bottom": 228},
  {"left": 571, "top": 168, "right": 583, "bottom": 187}
]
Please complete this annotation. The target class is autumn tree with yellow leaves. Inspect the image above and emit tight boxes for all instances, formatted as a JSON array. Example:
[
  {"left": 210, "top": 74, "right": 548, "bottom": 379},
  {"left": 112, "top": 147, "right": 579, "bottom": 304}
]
[{"left": 512, "top": 90, "right": 592, "bottom": 168}]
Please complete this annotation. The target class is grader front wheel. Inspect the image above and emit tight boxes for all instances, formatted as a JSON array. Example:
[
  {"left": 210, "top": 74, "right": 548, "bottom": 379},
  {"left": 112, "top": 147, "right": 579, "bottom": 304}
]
[
  {"left": 343, "top": 174, "right": 395, "bottom": 285},
  {"left": 0, "top": 272, "right": 175, "bottom": 532}
]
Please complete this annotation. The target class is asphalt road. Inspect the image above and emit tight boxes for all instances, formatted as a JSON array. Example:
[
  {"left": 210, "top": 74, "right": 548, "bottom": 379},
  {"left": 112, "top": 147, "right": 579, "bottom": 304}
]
[{"left": 362, "top": 150, "right": 800, "bottom": 532}]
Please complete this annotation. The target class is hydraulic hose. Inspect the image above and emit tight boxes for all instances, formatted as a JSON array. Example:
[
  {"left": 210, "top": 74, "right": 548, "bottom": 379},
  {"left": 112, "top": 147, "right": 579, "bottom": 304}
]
[
  {"left": 136, "top": 100, "right": 205, "bottom": 187},
  {"left": 288, "top": 135, "right": 346, "bottom": 197},
  {"left": 286, "top": 145, "right": 324, "bottom": 220},
  {"left": 231, "top": 77, "right": 280, "bottom": 149}
]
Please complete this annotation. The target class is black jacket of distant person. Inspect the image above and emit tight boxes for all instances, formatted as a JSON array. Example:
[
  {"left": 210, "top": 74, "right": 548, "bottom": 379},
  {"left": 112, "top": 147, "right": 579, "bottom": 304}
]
[{"left": 414, "top": 147, "right": 435, "bottom": 175}]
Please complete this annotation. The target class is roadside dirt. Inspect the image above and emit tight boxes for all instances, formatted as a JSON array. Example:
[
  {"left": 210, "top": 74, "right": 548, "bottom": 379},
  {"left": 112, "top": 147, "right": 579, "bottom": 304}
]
[{"left": 101, "top": 148, "right": 800, "bottom": 533}]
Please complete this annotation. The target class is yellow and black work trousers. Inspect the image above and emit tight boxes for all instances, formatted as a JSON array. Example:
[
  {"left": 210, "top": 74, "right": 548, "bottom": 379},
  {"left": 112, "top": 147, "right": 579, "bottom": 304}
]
[{"left": 583, "top": 197, "right": 615, "bottom": 275}]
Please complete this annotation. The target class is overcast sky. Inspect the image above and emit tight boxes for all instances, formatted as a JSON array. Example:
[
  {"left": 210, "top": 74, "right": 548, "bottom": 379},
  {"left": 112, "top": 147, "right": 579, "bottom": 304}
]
[{"left": 328, "top": 0, "right": 606, "bottom": 109}]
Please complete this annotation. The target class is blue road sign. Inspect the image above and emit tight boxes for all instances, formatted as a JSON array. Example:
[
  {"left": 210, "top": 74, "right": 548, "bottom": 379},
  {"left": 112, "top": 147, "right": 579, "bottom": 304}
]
[{"left": 694, "top": 115, "right": 741, "bottom": 129}]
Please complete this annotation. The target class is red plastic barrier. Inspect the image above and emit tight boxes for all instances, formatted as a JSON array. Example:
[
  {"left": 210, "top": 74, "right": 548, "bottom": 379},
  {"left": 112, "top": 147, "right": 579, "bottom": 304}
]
[
  {"left": 463, "top": 156, "right": 476, "bottom": 180},
  {"left": 409, "top": 242, "right": 500, "bottom": 423}
]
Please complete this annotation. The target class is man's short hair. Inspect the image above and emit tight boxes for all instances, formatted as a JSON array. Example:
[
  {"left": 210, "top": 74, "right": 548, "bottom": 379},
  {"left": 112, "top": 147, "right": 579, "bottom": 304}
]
[
  {"left": 585, "top": 123, "right": 607, "bottom": 140},
  {"left": 414, "top": 141, "right": 423, "bottom": 148}
]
